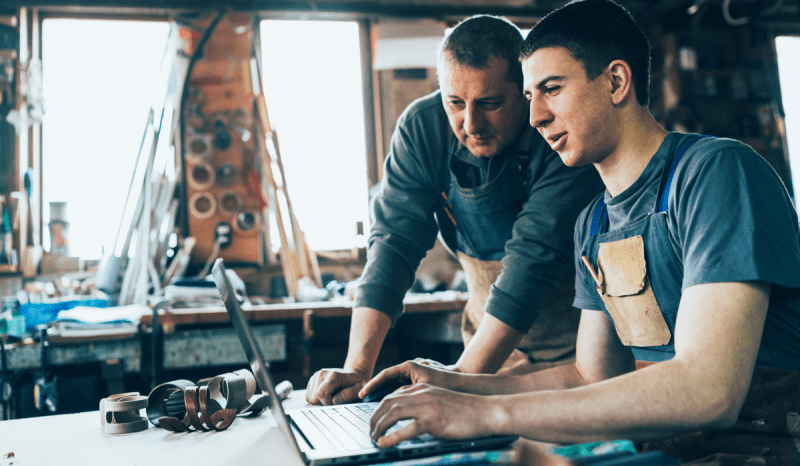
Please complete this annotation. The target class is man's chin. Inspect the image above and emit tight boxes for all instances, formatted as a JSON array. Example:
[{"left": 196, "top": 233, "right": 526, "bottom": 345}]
[
  {"left": 557, "top": 151, "right": 591, "bottom": 168},
  {"left": 466, "top": 144, "right": 500, "bottom": 158}
]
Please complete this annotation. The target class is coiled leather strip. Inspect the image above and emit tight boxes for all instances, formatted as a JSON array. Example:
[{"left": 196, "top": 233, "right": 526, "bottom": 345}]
[{"left": 145, "top": 369, "right": 269, "bottom": 433}]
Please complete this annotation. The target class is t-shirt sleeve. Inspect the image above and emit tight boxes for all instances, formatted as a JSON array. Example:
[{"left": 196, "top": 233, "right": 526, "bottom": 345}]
[
  {"left": 672, "top": 138, "right": 800, "bottom": 291},
  {"left": 572, "top": 195, "right": 606, "bottom": 311}
]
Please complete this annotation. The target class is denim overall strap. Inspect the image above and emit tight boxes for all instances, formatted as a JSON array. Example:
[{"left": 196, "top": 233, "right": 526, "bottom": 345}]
[
  {"left": 590, "top": 134, "right": 707, "bottom": 237},
  {"left": 444, "top": 138, "right": 526, "bottom": 261}
]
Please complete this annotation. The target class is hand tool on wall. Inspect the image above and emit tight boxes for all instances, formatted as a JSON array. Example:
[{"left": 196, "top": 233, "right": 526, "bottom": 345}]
[
  {"left": 33, "top": 328, "right": 58, "bottom": 414},
  {"left": 1, "top": 334, "right": 13, "bottom": 420}
]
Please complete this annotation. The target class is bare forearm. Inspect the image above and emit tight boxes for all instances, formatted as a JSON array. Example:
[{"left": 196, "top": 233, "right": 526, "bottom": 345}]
[
  {"left": 487, "top": 358, "right": 738, "bottom": 444},
  {"left": 343, "top": 307, "right": 392, "bottom": 377},
  {"left": 455, "top": 313, "right": 524, "bottom": 374},
  {"left": 452, "top": 362, "right": 590, "bottom": 395}
]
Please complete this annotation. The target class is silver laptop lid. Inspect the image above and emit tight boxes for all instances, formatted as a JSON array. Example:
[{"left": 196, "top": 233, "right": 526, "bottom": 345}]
[{"left": 212, "top": 259, "right": 306, "bottom": 463}]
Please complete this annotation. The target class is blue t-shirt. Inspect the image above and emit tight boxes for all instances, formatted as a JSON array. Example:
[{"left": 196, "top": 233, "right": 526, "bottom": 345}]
[{"left": 573, "top": 133, "right": 800, "bottom": 370}]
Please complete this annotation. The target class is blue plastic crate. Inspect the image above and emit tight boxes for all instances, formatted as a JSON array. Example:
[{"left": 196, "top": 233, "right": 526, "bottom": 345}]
[{"left": 19, "top": 298, "right": 111, "bottom": 330}]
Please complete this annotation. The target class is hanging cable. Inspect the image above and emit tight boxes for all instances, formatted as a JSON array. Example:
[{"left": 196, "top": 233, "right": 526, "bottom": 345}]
[
  {"left": 178, "top": 9, "right": 227, "bottom": 238},
  {"left": 723, "top": 0, "right": 750, "bottom": 25}
]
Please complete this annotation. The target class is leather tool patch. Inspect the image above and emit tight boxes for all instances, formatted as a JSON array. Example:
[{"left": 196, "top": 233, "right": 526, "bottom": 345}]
[{"left": 597, "top": 235, "right": 671, "bottom": 347}]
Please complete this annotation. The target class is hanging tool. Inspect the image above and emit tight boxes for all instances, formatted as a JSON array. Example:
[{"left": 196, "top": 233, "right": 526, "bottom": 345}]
[
  {"left": 1, "top": 334, "right": 13, "bottom": 420},
  {"left": 33, "top": 327, "right": 58, "bottom": 414}
]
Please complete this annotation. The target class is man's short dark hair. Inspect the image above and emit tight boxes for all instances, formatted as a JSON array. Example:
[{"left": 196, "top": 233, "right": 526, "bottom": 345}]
[
  {"left": 438, "top": 15, "right": 524, "bottom": 90},
  {"left": 520, "top": 0, "right": 651, "bottom": 106}
]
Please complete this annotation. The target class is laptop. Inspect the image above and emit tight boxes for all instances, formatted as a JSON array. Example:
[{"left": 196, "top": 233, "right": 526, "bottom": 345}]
[{"left": 211, "top": 259, "right": 517, "bottom": 465}]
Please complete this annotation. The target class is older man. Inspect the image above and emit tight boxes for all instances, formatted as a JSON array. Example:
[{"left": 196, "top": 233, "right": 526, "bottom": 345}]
[{"left": 306, "top": 14, "right": 602, "bottom": 405}]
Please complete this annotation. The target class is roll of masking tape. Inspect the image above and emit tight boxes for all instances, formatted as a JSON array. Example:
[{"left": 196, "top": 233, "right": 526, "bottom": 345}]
[
  {"left": 234, "top": 211, "right": 259, "bottom": 236},
  {"left": 188, "top": 161, "right": 216, "bottom": 190},
  {"left": 188, "top": 192, "right": 217, "bottom": 220},
  {"left": 186, "top": 133, "right": 213, "bottom": 162},
  {"left": 218, "top": 191, "right": 242, "bottom": 217},
  {"left": 100, "top": 392, "right": 149, "bottom": 434}
]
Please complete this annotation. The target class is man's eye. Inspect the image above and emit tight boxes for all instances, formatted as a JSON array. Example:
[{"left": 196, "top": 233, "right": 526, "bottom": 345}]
[
  {"left": 448, "top": 101, "right": 464, "bottom": 108},
  {"left": 546, "top": 86, "right": 560, "bottom": 94},
  {"left": 480, "top": 102, "right": 502, "bottom": 109}
]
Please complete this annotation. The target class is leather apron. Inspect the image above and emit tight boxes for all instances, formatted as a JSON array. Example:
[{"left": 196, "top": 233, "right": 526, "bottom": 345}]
[
  {"left": 582, "top": 135, "right": 800, "bottom": 464},
  {"left": 444, "top": 133, "right": 579, "bottom": 375}
]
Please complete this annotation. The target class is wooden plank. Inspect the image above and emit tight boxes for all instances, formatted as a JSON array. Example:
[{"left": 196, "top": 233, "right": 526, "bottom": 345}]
[{"left": 254, "top": 120, "right": 300, "bottom": 297}]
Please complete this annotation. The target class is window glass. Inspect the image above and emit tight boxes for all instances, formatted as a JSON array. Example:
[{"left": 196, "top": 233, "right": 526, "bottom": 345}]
[
  {"left": 260, "top": 20, "right": 369, "bottom": 252},
  {"left": 42, "top": 18, "right": 369, "bottom": 260},
  {"left": 42, "top": 19, "right": 170, "bottom": 260}
]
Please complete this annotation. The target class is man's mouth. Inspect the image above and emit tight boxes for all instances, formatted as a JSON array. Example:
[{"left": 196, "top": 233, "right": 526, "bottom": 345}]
[{"left": 548, "top": 132, "right": 566, "bottom": 151}]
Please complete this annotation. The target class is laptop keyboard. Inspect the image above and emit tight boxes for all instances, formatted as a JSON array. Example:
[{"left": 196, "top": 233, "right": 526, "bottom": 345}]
[{"left": 298, "top": 404, "right": 415, "bottom": 452}]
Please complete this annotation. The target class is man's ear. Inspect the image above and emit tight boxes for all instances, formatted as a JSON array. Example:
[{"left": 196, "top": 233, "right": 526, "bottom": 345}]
[{"left": 608, "top": 60, "right": 633, "bottom": 106}]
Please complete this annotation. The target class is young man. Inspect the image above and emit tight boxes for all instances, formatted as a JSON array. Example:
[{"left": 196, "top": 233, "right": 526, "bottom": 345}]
[
  {"left": 360, "top": 1, "right": 800, "bottom": 463},
  {"left": 305, "top": 15, "right": 602, "bottom": 405}
]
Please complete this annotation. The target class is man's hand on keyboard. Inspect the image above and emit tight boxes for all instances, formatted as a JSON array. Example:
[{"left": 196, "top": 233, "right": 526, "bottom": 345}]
[
  {"left": 306, "top": 367, "right": 370, "bottom": 406},
  {"left": 358, "top": 360, "right": 460, "bottom": 401},
  {"left": 368, "top": 384, "right": 493, "bottom": 448}
]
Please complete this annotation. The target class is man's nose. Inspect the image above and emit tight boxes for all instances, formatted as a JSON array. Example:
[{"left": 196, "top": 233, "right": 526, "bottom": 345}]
[
  {"left": 464, "top": 105, "right": 485, "bottom": 135},
  {"left": 529, "top": 95, "right": 552, "bottom": 128}
]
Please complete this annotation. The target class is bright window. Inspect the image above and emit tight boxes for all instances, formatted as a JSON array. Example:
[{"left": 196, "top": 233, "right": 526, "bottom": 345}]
[
  {"left": 42, "top": 19, "right": 170, "bottom": 260},
  {"left": 260, "top": 20, "right": 369, "bottom": 252},
  {"left": 41, "top": 18, "right": 369, "bottom": 261}
]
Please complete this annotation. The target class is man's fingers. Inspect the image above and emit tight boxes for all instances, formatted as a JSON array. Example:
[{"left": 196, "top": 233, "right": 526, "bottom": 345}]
[
  {"left": 360, "top": 365, "right": 402, "bottom": 398},
  {"left": 358, "top": 361, "right": 422, "bottom": 398},
  {"left": 305, "top": 373, "right": 318, "bottom": 403},
  {"left": 332, "top": 385, "right": 362, "bottom": 405},
  {"left": 376, "top": 420, "right": 424, "bottom": 448},
  {"left": 370, "top": 401, "right": 408, "bottom": 441},
  {"left": 311, "top": 372, "right": 342, "bottom": 406}
]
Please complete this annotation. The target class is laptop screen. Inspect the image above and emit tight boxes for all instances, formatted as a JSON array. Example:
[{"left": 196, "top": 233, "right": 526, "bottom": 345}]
[{"left": 212, "top": 259, "right": 307, "bottom": 463}]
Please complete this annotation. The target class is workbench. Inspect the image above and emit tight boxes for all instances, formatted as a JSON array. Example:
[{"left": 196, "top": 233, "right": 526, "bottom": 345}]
[
  {"left": 1, "top": 292, "right": 468, "bottom": 419},
  {"left": 3, "top": 292, "right": 467, "bottom": 372}
]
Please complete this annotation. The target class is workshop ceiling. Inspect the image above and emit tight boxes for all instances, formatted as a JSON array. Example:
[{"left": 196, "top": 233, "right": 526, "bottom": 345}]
[{"left": 0, "top": 0, "right": 798, "bottom": 29}]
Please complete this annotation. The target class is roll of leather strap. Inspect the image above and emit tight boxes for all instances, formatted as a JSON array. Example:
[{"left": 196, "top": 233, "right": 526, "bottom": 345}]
[
  {"left": 146, "top": 380, "right": 195, "bottom": 427},
  {"left": 198, "top": 385, "right": 236, "bottom": 431},
  {"left": 100, "top": 392, "right": 149, "bottom": 434},
  {"left": 147, "top": 370, "right": 268, "bottom": 433}
]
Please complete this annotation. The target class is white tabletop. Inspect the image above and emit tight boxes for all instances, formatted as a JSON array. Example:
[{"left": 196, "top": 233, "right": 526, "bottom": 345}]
[
  {"left": 0, "top": 391, "right": 309, "bottom": 466},
  {"left": 0, "top": 390, "right": 566, "bottom": 466}
]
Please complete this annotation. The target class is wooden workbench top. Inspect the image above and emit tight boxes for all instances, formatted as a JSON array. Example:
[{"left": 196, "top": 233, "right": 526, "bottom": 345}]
[{"left": 140, "top": 292, "right": 468, "bottom": 326}]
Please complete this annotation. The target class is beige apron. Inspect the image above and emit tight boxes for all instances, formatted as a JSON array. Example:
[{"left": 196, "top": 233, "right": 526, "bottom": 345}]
[{"left": 457, "top": 251, "right": 581, "bottom": 375}]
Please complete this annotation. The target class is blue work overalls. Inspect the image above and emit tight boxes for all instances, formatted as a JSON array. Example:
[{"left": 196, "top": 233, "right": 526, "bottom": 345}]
[{"left": 582, "top": 134, "right": 800, "bottom": 465}]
